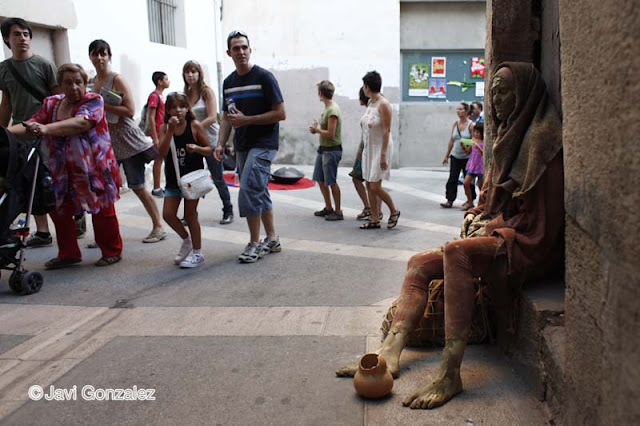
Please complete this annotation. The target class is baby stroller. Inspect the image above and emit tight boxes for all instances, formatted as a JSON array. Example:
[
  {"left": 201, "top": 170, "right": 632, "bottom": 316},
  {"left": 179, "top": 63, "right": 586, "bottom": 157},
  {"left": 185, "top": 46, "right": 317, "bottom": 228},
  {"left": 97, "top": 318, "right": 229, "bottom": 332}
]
[{"left": 0, "top": 127, "right": 54, "bottom": 295}]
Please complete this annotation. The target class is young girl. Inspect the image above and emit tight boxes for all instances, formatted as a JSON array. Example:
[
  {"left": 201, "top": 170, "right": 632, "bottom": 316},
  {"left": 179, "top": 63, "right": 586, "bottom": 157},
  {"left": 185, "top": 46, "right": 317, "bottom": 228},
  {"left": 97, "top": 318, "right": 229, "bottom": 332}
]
[
  {"left": 158, "top": 93, "right": 212, "bottom": 268},
  {"left": 462, "top": 122, "right": 484, "bottom": 210}
]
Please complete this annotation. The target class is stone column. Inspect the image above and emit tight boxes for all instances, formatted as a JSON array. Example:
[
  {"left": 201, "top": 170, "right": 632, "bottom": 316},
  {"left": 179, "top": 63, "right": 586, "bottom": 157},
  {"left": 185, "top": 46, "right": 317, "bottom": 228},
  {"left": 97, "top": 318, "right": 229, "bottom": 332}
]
[{"left": 484, "top": 0, "right": 537, "bottom": 166}]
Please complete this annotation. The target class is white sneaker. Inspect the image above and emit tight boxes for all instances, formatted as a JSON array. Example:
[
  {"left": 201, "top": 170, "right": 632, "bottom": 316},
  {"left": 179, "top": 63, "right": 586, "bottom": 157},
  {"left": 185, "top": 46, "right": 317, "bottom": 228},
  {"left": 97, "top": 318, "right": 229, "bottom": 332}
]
[
  {"left": 174, "top": 238, "right": 193, "bottom": 265},
  {"left": 179, "top": 253, "right": 204, "bottom": 268},
  {"left": 238, "top": 242, "right": 260, "bottom": 263}
]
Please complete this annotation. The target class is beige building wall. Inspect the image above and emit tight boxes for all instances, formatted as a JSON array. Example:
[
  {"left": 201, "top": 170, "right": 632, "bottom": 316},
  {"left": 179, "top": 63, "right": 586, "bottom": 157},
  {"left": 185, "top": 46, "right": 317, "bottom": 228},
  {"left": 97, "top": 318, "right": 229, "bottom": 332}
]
[
  {"left": 559, "top": 0, "right": 639, "bottom": 423},
  {"left": 400, "top": 1, "right": 486, "bottom": 167}
]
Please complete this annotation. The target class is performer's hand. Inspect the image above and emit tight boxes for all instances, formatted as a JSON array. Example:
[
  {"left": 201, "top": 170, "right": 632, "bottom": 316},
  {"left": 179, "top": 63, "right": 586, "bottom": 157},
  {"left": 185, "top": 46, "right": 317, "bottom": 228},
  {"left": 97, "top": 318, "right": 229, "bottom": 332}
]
[{"left": 460, "top": 213, "right": 475, "bottom": 239}]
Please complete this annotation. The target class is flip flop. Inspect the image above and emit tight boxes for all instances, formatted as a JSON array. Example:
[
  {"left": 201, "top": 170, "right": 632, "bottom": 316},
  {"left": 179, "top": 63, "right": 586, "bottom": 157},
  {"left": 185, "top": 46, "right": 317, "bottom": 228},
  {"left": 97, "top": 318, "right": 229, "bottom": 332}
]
[
  {"left": 94, "top": 255, "right": 122, "bottom": 267},
  {"left": 45, "top": 257, "right": 82, "bottom": 270}
]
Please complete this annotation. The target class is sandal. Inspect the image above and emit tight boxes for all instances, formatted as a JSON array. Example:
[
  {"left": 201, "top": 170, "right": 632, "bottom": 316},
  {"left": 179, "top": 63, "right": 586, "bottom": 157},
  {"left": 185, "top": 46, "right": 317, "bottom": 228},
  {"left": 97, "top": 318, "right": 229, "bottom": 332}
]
[
  {"left": 356, "top": 208, "right": 371, "bottom": 221},
  {"left": 359, "top": 221, "right": 381, "bottom": 230},
  {"left": 440, "top": 201, "right": 453, "bottom": 208},
  {"left": 45, "top": 257, "right": 82, "bottom": 270},
  {"left": 94, "top": 255, "right": 122, "bottom": 267},
  {"left": 387, "top": 211, "right": 401, "bottom": 229},
  {"left": 143, "top": 228, "right": 167, "bottom": 244}
]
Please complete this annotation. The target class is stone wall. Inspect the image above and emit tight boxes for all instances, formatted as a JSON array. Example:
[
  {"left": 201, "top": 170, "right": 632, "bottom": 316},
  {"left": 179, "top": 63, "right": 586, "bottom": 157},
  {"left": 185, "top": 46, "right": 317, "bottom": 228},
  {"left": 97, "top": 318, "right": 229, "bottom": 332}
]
[{"left": 559, "top": 0, "right": 639, "bottom": 424}]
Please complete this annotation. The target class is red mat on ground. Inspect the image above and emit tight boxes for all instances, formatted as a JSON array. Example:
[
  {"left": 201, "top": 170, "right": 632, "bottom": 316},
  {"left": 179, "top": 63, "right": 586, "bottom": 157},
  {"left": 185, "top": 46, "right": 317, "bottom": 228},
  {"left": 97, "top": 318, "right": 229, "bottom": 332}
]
[{"left": 223, "top": 172, "right": 315, "bottom": 190}]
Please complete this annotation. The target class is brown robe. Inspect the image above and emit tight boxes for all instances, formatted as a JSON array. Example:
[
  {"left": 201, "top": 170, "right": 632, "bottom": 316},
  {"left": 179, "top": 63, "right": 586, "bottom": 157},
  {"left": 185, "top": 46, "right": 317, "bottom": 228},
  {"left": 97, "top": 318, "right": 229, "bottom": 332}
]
[{"left": 469, "top": 62, "right": 564, "bottom": 275}]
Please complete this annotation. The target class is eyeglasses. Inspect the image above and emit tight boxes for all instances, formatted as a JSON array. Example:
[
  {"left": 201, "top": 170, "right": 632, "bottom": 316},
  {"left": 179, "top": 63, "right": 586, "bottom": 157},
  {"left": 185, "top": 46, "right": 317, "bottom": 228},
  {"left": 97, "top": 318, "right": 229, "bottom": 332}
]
[{"left": 227, "top": 30, "right": 247, "bottom": 38}]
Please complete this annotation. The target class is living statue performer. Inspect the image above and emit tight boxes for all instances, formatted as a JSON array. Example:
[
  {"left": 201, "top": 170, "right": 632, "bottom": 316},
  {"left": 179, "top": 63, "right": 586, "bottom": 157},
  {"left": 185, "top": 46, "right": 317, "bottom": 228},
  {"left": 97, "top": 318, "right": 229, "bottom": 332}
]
[{"left": 336, "top": 62, "right": 564, "bottom": 409}]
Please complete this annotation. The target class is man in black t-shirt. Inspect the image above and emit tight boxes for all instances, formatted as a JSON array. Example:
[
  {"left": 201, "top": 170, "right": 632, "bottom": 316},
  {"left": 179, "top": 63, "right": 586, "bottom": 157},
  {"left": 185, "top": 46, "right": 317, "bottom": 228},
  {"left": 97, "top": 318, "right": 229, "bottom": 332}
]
[{"left": 214, "top": 30, "right": 286, "bottom": 264}]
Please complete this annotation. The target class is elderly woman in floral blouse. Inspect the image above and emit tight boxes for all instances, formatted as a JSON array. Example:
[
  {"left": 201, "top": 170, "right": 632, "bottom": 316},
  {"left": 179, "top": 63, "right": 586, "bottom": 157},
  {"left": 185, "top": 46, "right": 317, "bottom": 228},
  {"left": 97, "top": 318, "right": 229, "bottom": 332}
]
[{"left": 9, "top": 63, "right": 122, "bottom": 269}]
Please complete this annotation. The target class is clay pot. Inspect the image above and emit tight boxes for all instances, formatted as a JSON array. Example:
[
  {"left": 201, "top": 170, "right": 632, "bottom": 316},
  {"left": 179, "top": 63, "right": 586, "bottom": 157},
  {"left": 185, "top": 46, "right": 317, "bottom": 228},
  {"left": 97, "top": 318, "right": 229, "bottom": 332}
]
[{"left": 353, "top": 353, "right": 394, "bottom": 399}]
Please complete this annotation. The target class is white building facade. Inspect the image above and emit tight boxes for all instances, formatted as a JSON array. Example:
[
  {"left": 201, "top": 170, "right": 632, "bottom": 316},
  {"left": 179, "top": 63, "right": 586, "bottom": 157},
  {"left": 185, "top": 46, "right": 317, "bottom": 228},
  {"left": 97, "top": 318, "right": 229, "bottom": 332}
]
[
  {"left": 220, "top": 0, "right": 486, "bottom": 167},
  {"left": 1, "top": 0, "right": 486, "bottom": 167},
  {"left": 0, "top": 0, "right": 224, "bottom": 125}
]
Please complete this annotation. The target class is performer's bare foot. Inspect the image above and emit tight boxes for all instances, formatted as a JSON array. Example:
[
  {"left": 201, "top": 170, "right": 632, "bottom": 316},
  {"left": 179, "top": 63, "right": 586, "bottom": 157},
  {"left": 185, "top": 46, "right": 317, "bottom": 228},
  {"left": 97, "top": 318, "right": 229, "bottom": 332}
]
[
  {"left": 402, "top": 373, "right": 462, "bottom": 409},
  {"left": 335, "top": 330, "right": 407, "bottom": 378},
  {"left": 402, "top": 337, "right": 466, "bottom": 409}
]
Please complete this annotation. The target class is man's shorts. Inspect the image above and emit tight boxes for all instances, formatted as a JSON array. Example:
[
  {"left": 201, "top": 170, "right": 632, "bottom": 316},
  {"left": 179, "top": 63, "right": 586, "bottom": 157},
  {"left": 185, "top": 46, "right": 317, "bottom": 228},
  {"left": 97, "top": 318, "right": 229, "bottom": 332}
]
[
  {"left": 120, "top": 151, "right": 147, "bottom": 190},
  {"left": 236, "top": 148, "right": 277, "bottom": 218},
  {"left": 312, "top": 150, "right": 342, "bottom": 186}
]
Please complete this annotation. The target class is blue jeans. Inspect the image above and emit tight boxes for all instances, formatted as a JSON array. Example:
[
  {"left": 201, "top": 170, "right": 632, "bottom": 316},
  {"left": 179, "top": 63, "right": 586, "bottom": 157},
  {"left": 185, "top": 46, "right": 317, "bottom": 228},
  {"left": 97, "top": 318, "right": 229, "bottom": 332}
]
[
  {"left": 205, "top": 155, "right": 233, "bottom": 214},
  {"left": 236, "top": 148, "right": 277, "bottom": 218}
]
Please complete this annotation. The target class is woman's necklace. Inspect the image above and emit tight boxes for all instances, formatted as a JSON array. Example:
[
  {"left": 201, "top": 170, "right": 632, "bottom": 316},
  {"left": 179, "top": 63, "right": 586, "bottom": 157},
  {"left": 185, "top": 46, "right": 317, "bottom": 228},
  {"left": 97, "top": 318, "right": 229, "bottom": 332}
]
[{"left": 370, "top": 94, "right": 383, "bottom": 106}]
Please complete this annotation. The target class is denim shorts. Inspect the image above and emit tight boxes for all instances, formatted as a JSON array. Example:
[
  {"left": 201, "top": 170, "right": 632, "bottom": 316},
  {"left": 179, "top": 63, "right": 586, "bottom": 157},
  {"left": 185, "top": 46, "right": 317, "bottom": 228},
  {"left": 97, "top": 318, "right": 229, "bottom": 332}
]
[
  {"left": 466, "top": 172, "right": 484, "bottom": 181},
  {"left": 236, "top": 148, "right": 277, "bottom": 218},
  {"left": 312, "top": 150, "right": 342, "bottom": 186},
  {"left": 164, "top": 187, "right": 183, "bottom": 198},
  {"left": 120, "top": 151, "right": 147, "bottom": 190}
]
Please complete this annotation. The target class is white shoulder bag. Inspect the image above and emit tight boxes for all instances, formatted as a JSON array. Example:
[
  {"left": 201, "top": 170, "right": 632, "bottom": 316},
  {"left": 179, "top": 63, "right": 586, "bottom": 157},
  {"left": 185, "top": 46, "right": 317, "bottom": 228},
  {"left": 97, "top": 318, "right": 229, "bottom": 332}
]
[{"left": 170, "top": 140, "right": 214, "bottom": 200}]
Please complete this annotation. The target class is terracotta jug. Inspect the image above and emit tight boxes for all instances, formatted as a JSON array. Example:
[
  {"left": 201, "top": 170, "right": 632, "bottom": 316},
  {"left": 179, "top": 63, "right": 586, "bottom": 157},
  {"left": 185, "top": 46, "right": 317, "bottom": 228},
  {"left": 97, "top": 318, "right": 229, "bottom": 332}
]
[{"left": 353, "top": 353, "right": 393, "bottom": 398}]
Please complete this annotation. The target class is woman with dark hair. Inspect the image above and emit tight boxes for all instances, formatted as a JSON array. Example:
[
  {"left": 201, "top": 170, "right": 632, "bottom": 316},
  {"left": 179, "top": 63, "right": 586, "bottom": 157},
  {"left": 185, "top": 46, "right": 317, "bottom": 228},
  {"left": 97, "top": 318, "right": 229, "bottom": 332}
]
[
  {"left": 158, "top": 93, "right": 212, "bottom": 268},
  {"left": 349, "top": 87, "right": 374, "bottom": 220},
  {"left": 183, "top": 60, "right": 233, "bottom": 224},
  {"left": 440, "top": 102, "right": 473, "bottom": 209},
  {"left": 359, "top": 71, "right": 400, "bottom": 230},
  {"left": 337, "top": 62, "right": 564, "bottom": 410},
  {"left": 8, "top": 63, "right": 123, "bottom": 268},
  {"left": 88, "top": 39, "right": 167, "bottom": 243}
]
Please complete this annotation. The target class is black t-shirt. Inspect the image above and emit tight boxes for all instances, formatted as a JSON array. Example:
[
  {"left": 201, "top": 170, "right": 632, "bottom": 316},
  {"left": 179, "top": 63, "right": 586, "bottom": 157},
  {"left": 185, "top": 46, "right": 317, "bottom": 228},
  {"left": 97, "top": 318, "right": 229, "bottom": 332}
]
[
  {"left": 164, "top": 117, "right": 204, "bottom": 189},
  {"left": 222, "top": 65, "right": 284, "bottom": 152}
]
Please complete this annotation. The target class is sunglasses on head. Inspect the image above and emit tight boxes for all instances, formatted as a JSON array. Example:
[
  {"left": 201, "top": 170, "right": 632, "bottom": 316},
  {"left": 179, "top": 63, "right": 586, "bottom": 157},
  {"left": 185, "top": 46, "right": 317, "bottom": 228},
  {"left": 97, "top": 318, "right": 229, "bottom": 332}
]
[{"left": 227, "top": 30, "right": 247, "bottom": 38}]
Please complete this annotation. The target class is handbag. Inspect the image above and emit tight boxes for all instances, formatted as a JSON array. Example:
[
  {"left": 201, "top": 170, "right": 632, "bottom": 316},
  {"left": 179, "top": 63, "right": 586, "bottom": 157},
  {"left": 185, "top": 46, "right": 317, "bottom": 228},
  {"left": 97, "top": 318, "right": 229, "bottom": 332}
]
[{"left": 170, "top": 140, "right": 213, "bottom": 200}]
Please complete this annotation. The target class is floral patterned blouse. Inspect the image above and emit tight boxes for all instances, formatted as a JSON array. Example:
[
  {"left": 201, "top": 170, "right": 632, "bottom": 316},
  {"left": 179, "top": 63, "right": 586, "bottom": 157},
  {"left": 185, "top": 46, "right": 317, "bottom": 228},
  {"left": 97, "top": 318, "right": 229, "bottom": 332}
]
[{"left": 29, "top": 92, "right": 120, "bottom": 214}]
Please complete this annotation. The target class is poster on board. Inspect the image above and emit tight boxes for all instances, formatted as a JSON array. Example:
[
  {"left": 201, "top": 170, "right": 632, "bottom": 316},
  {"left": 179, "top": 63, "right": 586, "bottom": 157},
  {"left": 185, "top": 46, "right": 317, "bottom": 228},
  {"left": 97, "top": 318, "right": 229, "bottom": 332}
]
[
  {"left": 471, "top": 57, "right": 485, "bottom": 78},
  {"left": 408, "top": 63, "right": 430, "bottom": 96},
  {"left": 431, "top": 57, "right": 446, "bottom": 78},
  {"left": 428, "top": 78, "right": 447, "bottom": 99},
  {"left": 475, "top": 81, "right": 485, "bottom": 97}
]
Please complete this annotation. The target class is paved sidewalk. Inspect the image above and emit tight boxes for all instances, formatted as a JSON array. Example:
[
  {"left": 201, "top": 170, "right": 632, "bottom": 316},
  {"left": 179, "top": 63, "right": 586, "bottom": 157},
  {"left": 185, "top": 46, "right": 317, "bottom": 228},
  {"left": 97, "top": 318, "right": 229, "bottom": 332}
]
[{"left": 0, "top": 166, "right": 548, "bottom": 425}]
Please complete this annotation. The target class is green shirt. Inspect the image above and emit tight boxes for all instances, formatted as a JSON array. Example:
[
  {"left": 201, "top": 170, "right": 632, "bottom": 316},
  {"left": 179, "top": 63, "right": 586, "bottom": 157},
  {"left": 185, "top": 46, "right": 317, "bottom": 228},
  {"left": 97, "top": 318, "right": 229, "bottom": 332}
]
[
  {"left": 0, "top": 55, "right": 57, "bottom": 124},
  {"left": 319, "top": 102, "right": 342, "bottom": 147}
]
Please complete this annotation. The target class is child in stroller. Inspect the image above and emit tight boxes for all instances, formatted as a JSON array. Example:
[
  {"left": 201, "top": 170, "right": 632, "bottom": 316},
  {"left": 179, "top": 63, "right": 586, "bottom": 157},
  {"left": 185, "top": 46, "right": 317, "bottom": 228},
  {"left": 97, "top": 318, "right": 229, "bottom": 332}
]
[{"left": 0, "top": 126, "right": 54, "bottom": 294}]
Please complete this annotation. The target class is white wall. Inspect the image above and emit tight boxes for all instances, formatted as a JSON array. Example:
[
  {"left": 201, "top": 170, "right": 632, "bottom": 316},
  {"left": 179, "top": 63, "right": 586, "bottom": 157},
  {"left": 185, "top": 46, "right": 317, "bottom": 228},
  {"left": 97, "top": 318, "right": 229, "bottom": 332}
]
[
  {"left": 1, "top": 0, "right": 222, "bottom": 118},
  {"left": 66, "top": 0, "right": 220, "bottom": 117}
]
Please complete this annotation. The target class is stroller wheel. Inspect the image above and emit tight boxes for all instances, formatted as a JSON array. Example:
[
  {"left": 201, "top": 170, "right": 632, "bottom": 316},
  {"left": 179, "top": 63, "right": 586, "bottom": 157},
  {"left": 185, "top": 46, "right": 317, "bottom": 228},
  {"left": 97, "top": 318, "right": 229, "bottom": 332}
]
[
  {"left": 21, "top": 271, "right": 43, "bottom": 295},
  {"left": 9, "top": 271, "right": 22, "bottom": 294},
  {"left": 9, "top": 271, "right": 43, "bottom": 295}
]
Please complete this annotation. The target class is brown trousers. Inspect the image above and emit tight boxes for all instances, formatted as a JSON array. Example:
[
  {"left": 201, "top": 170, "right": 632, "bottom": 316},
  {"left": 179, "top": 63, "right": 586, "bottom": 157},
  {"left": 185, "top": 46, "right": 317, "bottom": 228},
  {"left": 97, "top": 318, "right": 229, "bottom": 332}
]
[{"left": 393, "top": 237, "right": 502, "bottom": 339}]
